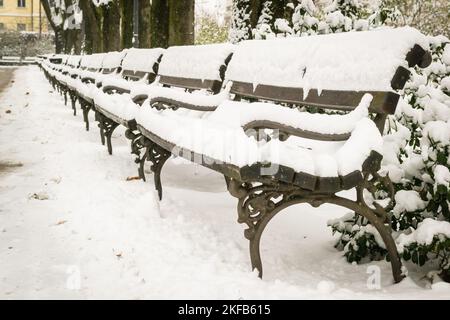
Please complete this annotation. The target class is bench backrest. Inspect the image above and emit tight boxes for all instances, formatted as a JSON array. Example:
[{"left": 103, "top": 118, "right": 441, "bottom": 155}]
[
  {"left": 225, "top": 27, "right": 430, "bottom": 117},
  {"left": 101, "top": 50, "right": 127, "bottom": 74},
  {"left": 80, "top": 53, "right": 106, "bottom": 71},
  {"left": 67, "top": 55, "right": 82, "bottom": 68},
  {"left": 120, "top": 48, "right": 164, "bottom": 82},
  {"left": 157, "top": 43, "right": 234, "bottom": 93},
  {"left": 49, "top": 54, "right": 64, "bottom": 64}
]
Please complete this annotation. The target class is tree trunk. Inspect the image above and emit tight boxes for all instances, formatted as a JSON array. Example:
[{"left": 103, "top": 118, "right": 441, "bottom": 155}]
[
  {"left": 103, "top": 0, "right": 121, "bottom": 51},
  {"left": 139, "top": 0, "right": 152, "bottom": 48},
  {"left": 73, "top": 27, "right": 83, "bottom": 54},
  {"left": 271, "top": 0, "right": 289, "bottom": 20},
  {"left": 79, "top": 0, "right": 103, "bottom": 53},
  {"left": 120, "top": 0, "right": 133, "bottom": 49},
  {"left": 168, "top": 0, "right": 194, "bottom": 46},
  {"left": 249, "top": 0, "right": 263, "bottom": 28},
  {"left": 54, "top": 29, "right": 65, "bottom": 54},
  {"left": 64, "top": 29, "right": 73, "bottom": 53},
  {"left": 150, "top": 0, "right": 169, "bottom": 48},
  {"left": 41, "top": 0, "right": 64, "bottom": 53}
]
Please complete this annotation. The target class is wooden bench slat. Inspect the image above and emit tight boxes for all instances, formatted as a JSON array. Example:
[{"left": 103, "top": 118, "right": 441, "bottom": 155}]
[
  {"left": 159, "top": 75, "right": 223, "bottom": 93},
  {"left": 231, "top": 81, "right": 400, "bottom": 114}
]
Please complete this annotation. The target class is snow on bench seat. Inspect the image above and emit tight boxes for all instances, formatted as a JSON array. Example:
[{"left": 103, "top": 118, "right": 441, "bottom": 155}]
[
  {"left": 94, "top": 92, "right": 142, "bottom": 127},
  {"left": 157, "top": 43, "right": 234, "bottom": 82},
  {"left": 77, "top": 53, "right": 106, "bottom": 81},
  {"left": 130, "top": 83, "right": 232, "bottom": 110},
  {"left": 208, "top": 94, "right": 371, "bottom": 136},
  {"left": 74, "top": 54, "right": 106, "bottom": 101},
  {"left": 96, "top": 45, "right": 233, "bottom": 125},
  {"left": 132, "top": 44, "right": 233, "bottom": 109},
  {"left": 136, "top": 94, "right": 382, "bottom": 178},
  {"left": 94, "top": 51, "right": 127, "bottom": 87},
  {"left": 56, "top": 55, "right": 82, "bottom": 85},
  {"left": 99, "top": 48, "right": 164, "bottom": 93},
  {"left": 93, "top": 48, "right": 165, "bottom": 124},
  {"left": 101, "top": 51, "right": 126, "bottom": 70},
  {"left": 226, "top": 27, "right": 428, "bottom": 93},
  {"left": 121, "top": 48, "right": 164, "bottom": 74}
]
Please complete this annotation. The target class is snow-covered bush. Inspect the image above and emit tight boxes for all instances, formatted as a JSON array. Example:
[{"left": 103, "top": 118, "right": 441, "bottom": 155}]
[
  {"left": 229, "top": 0, "right": 252, "bottom": 44},
  {"left": 0, "top": 32, "right": 54, "bottom": 58},
  {"left": 330, "top": 37, "right": 450, "bottom": 282},
  {"left": 230, "top": 0, "right": 397, "bottom": 42},
  {"left": 196, "top": 14, "right": 229, "bottom": 45},
  {"left": 253, "top": 1, "right": 276, "bottom": 40}
]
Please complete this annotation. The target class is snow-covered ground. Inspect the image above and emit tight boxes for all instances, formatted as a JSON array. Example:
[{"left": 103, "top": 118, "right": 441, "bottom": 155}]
[{"left": 0, "top": 66, "right": 449, "bottom": 299}]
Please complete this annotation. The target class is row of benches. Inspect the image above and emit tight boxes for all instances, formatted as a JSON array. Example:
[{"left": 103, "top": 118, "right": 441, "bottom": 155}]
[
  {"left": 39, "top": 26, "right": 431, "bottom": 283},
  {"left": 0, "top": 56, "right": 36, "bottom": 66}
]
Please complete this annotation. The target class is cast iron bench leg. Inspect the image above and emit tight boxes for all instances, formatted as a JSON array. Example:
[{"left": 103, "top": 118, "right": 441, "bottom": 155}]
[
  {"left": 69, "top": 92, "right": 77, "bottom": 116},
  {"left": 96, "top": 112, "right": 106, "bottom": 146},
  {"left": 105, "top": 121, "right": 119, "bottom": 155},
  {"left": 96, "top": 112, "right": 119, "bottom": 155},
  {"left": 226, "top": 176, "right": 404, "bottom": 283},
  {"left": 139, "top": 137, "right": 171, "bottom": 200},
  {"left": 82, "top": 103, "right": 92, "bottom": 131}
]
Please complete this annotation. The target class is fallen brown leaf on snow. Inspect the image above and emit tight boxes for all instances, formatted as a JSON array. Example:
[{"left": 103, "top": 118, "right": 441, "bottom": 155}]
[
  {"left": 55, "top": 220, "right": 67, "bottom": 226},
  {"left": 126, "top": 176, "right": 140, "bottom": 181}
]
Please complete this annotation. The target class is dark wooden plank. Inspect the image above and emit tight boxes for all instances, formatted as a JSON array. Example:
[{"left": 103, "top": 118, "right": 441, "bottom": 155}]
[
  {"left": 122, "top": 70, "right": 152, "bottom": 81},
  {"left": 159, "top": 75, "right": 222, "bottom": 93},
  {"left": 230, "top": 81, "right": 400, "bottom": 114}
]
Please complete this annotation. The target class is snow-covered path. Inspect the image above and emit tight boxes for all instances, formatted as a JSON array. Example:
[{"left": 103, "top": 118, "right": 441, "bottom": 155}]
[{"left": 0, "top": 66, "right": 449, "bottom": 299}]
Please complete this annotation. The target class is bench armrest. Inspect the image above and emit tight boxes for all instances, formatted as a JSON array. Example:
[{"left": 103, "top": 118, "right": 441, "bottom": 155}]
[
  {"left": 242, "top": 120, "right": 351, "bottom": 141},
  {"left": 132, "top": 94, "right": 149, "bottom": 106},
  {"left": 149, "top": 96, "right": 218, "bottom": 112},
  {"left": 81, "top": 77, "right": 96, "bottom": 84},
  {"left": 102, "top": 85, "right": 131, "bottom": 95}
]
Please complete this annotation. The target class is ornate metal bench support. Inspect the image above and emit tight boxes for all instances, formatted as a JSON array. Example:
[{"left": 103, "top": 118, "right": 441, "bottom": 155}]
[
  {"left": 80, "top": 101, "right": 92, "bottom": 131},
  {"left": 139, "top": 137, "right": 171, "bottom": 200},
  {"left": 96, "top": 112, "right": 119, "bottom": 155},
  {"left": 63, "top": 89, "right": 68, "bottom": 106},
  {"left": 125, "top": 129, "right": 145, "bottom": 177},
  {"left": 226, "top": 176, "right": 404, "bottom": 283},
  {"left": 69, "top": 91, "right": 77, "bottom": 116}
]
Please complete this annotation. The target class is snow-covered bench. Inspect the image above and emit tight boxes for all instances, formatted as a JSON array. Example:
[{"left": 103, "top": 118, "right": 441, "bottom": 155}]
[
  {"left": 93, "top": 48, "right": 164, "bottom": 154},
  {"left": 42, "top": 54, "right": 67, "bottom": 90},
  {"left": 73, "top": 53, "right": 106, "bottom": 117},
  {"left": 124, "top": 44, "right": 234, "bottom": 172},
  {"left": 56, "top": 55, "right": 81, "bottom": 107},
  {"left": 135, "top": 27, "right": 431, "bottom": 282},
  {"left": 78, "top": 51, "right": 126, "bottom": 131}
]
